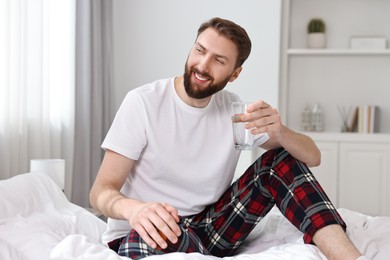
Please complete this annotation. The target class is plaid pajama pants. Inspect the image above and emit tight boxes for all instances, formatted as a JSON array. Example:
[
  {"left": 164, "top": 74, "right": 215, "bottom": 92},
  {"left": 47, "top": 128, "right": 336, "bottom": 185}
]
[{"left": 114, "top": 148, "right": 346, "bottom": 259}]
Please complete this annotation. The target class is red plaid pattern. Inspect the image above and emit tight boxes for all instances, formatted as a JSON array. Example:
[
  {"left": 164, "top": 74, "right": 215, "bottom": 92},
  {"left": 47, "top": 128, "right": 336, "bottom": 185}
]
[
  {"left": 118, "top": 222, "right": 209, "bottom": 259},
  {"left": 114, "top": 148, "right": 346, "bottom": 258}
]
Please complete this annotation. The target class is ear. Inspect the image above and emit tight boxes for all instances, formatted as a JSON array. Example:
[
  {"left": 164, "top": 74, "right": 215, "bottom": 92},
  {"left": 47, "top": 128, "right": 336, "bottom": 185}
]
[{"left": 229, "top": 67, "right": 242, "bottom": 82}]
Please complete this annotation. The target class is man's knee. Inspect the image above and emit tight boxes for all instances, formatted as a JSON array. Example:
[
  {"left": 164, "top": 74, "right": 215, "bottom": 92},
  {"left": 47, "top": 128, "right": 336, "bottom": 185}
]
[{"left": 118, "top": 224, "right": 209, "bottom": 259}]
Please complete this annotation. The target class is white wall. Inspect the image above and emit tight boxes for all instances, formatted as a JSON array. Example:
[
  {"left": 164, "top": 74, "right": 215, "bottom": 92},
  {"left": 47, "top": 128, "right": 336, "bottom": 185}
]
[{"left": 112, "top": 0, "right": 282, "bottom": 176}]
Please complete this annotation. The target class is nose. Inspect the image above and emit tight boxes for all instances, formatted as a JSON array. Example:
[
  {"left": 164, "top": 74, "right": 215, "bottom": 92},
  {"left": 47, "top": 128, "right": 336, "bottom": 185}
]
[{"left": 197, "top": 55, "right": 212, "bottom": 73}]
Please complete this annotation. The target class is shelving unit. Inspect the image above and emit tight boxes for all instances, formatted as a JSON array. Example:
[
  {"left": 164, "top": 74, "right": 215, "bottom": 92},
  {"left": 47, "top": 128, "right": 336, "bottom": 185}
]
[
  {"left": 280, "top": 0, "right": 390, "bottom": 216},
  {"left": 280, "top": 0, "right": 390, "bottom": 133},
  {"left": 306, "top": 132, "right": 390, "bottom": 216}
]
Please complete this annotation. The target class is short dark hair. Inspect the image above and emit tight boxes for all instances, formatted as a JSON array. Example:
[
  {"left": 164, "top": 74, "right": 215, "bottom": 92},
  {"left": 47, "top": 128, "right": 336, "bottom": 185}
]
[{"left": 197, "top": 17, "right": 251, "bottom": 68}]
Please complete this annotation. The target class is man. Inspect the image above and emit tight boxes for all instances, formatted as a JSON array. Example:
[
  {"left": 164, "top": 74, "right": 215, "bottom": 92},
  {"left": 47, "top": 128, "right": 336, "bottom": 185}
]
[{"left": 90, "top": 17, "right": 364, "bottom": 259}]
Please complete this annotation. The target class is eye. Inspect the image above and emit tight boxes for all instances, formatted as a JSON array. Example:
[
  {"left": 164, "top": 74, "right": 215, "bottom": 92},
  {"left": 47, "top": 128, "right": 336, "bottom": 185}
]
[
  {"left": 215, "top": 57, "right": 226, "bottom": 65},
  {"left": 195, "top": 47, "right": 204, "bottom": 54},
  {"left": 216, "top": 58, "right": 224, "bottom": 64}
]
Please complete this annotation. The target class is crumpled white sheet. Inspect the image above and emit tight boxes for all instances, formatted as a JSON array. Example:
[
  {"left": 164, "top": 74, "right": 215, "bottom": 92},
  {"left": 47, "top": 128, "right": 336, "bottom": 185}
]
[
  {"left": 50, "top": 207, "right": 390, "bottom": 260},
  {"left": 1, "top": 173, "right": 389, "bottom": 260}
]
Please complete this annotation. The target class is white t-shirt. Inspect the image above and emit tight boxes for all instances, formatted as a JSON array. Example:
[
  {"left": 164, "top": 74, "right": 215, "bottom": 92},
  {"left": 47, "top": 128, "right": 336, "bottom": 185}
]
[{"left": 101, "top": 77, "right": 269, "bottom": 244}]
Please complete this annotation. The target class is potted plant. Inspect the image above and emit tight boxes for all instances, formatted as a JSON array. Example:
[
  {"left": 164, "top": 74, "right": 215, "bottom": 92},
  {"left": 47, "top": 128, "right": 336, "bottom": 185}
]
[{"left": 307, "top": 18, "right": 326, "bottom": 48}]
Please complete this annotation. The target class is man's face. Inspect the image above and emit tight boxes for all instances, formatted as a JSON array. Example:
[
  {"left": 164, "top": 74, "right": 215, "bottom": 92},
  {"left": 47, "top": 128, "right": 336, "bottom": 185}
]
[{"left": 183, "top": 28, "right": 241, "bottom": 99}]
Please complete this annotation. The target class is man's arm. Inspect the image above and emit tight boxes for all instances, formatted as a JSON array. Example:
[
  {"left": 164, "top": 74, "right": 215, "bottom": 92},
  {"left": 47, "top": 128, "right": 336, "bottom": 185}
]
[
  {"left": 260, "top": 127, "right": 321, "bottom": 167},
  {"left": 241, "top": 100, "right": 321, "bottom": 167},
  {"left": 89, "top": 149, "right": 181, "bottom": 249}
]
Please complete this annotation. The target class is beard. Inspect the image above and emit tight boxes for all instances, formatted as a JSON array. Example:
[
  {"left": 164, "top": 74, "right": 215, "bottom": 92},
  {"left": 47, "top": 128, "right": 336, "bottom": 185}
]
[{"left": 183, "top": 61, "right": 231, "bottom": 99}]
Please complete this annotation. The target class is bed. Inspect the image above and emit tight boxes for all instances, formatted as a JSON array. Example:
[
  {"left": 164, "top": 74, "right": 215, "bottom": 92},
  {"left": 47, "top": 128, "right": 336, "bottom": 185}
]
[{"left": 1, "top": 172, "right": 389, "bottom": 260}]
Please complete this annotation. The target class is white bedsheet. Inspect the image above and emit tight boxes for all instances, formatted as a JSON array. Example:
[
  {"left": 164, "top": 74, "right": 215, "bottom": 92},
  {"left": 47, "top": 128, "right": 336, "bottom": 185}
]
[{"left": 0, "top": 173, "right": 389, "bottom": 260}]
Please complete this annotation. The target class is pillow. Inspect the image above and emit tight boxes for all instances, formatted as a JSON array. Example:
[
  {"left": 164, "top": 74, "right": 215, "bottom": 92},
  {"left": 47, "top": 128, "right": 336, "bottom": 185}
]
[
  {"left": 0, "top": 172, "right": 107, "bottom": 259},
  {"left": 0, "top": 172, "right": 69, "bottom": 220},
  {"left": 0, "top": 172, "right": 106, "bottom": 237}
]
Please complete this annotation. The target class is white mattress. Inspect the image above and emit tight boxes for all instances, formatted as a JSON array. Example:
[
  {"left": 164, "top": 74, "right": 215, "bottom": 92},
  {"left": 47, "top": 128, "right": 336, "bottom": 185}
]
[{"left": 0, "top": 172, "right": 389, "bottom": 260}]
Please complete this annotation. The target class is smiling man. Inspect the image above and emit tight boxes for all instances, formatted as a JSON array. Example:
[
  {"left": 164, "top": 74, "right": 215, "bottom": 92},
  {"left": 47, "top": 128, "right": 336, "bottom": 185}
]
[{"left": 90, "top": 17, "right": 364, "bottom": 260}]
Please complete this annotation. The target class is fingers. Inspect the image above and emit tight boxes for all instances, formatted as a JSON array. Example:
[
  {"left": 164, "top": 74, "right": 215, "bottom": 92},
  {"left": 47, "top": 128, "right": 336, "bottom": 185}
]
[
  {"left": 246, "top": 100, "right": 269, "bottom": 113},
  {"left": 154, "top": 204, "right": 182, "bottom": 239},
  {"left": 232, "top": 100, "right": 270, "bottom": 124},
  {"left": 240, "top": 100, "right": 278, "bottom": 124},
  {"left": 130, "top": 202, "right": 181, "bottom": 250},
  {"left": 242, "top": 100, "right": 272, "bottom": 122},
  {"left": 132, "top": 217, "right": 163, "bottom": 249},
  {"left": 162, "top": 203, "right": 181, "bottom": 224},
  {"left": 240, "top": 100, "right": 281, "bottom": 134}
]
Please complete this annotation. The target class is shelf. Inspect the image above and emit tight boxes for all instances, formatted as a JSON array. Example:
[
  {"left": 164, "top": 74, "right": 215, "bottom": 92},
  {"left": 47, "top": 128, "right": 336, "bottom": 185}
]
[{"left": 287, "top": 49, "right": 390, "bottom": 56}]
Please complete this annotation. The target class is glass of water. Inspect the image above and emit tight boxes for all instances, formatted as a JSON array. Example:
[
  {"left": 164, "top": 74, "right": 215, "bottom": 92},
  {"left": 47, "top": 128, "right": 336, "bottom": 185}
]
[{"left": 231, "top": 101, "right": 255, "bottom": 150}]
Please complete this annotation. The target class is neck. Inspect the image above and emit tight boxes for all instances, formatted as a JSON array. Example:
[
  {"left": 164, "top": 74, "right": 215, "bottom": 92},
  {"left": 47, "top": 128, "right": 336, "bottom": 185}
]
[{"left": 174, "top": 76, "right": 211, "bottom": 108}]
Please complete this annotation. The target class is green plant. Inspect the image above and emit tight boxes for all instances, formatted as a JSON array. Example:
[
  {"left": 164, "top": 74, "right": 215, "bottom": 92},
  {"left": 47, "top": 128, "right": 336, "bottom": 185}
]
[{"left": 307, "top": 18, "right": 325, "bottom": 33}]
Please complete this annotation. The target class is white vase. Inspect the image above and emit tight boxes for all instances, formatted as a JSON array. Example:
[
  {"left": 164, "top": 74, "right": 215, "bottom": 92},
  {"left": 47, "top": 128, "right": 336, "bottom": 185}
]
[
  {"left": 311, "top": 103, "right": 324, "bottom": 132},
  {"left": 307, "top": 33, "right": 326, "bottom": 49}
]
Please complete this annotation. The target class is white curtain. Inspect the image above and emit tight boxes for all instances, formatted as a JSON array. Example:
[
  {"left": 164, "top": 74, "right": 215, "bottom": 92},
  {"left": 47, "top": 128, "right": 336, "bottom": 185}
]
[
  {"left": 71, "top": 0, "right": 113, "bottom": 207},
  {"left": 0, "top": 0, "right": 75, "bottom": 197}
]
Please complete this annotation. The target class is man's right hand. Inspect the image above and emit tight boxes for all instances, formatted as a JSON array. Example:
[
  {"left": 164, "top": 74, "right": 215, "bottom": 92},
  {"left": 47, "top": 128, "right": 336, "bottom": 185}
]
[
  {"left": 90, "top": 150, "right": 182, "bottom": 250},
  {"left": 128, "top": 201, "right": 182, "bottom": 249}
]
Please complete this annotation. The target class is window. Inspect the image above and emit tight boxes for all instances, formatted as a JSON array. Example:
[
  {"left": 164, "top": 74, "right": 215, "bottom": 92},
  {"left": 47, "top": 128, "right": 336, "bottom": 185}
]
[{"left": 0, "top": 0, "right": 75, "bottom": 179}]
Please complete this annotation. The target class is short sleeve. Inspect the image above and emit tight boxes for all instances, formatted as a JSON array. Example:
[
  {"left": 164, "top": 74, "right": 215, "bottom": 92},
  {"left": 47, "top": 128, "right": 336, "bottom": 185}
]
[{"left": 101, "top": 91, "right": 147, "bottom": 160}]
